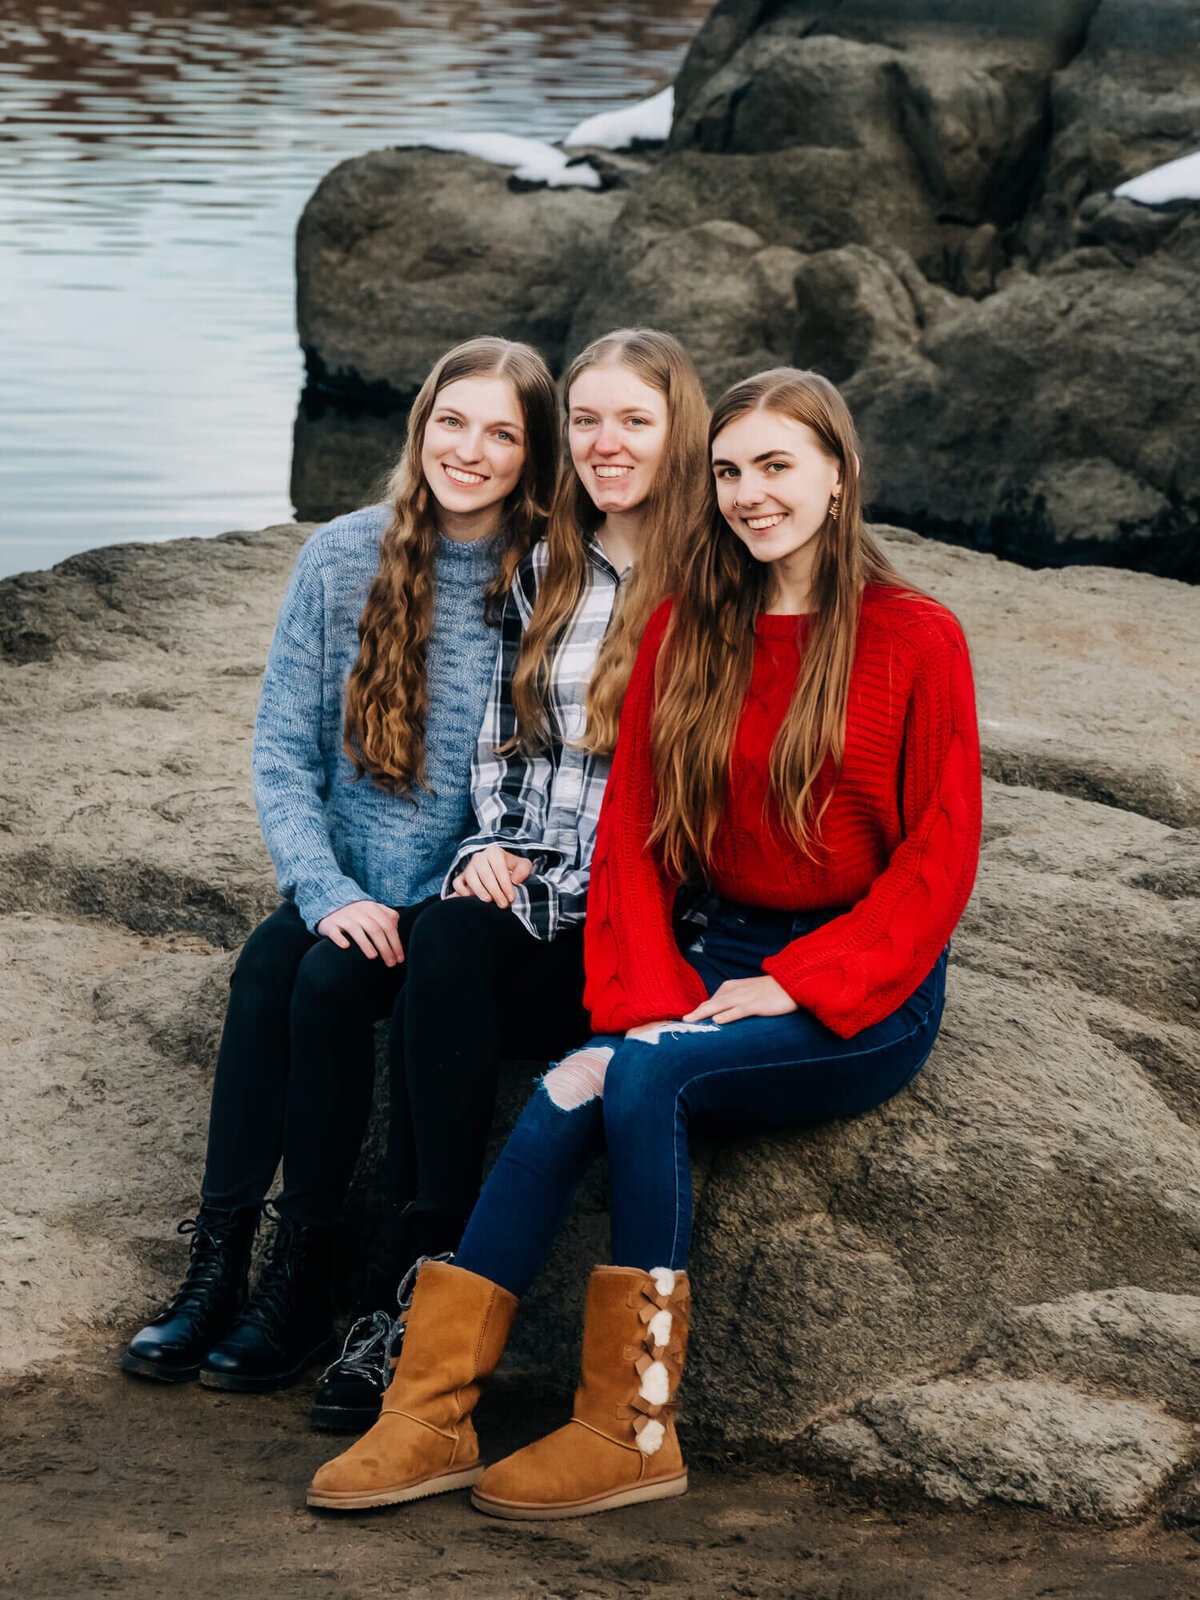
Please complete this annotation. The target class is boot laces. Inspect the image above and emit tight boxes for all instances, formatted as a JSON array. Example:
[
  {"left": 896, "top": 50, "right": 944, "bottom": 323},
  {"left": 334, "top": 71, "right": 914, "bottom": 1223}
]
[
  {"left": 237, "top": 1210, "right": 318, "bottom": 1339},
  {"left": 320, "top": 1310, "right": 398, "bottom": 1387},
  {"left": 164, "top": 1214, "right": 249, "bottom": 1315},
  {"left": 318, "top": 1252, "right": 453, "bottom": 1386}
]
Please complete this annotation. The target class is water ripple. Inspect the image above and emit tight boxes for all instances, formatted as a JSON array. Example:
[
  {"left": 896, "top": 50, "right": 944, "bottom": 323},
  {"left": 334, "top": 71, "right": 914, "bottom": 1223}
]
[{"left": 0, "top": 0, "right": 709, "bottom": 575}]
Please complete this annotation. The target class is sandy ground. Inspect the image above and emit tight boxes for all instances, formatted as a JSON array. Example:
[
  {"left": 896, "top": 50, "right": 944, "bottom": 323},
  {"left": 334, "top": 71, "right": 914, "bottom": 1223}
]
[{"left": 3, "top": 1354, "right": 1200, "bottom": 1600}]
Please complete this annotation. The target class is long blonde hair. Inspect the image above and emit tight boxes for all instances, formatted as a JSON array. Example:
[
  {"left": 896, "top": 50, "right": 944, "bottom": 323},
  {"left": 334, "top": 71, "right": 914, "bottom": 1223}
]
[
  {"left": 505, "top": 329, "right": 709, "bottom": 755},
  {"left": 649, "top": 368, "right": 919, "bottom": 876},
  {"left": 344, "top": 337, "right": 559, "bottom": 794}
]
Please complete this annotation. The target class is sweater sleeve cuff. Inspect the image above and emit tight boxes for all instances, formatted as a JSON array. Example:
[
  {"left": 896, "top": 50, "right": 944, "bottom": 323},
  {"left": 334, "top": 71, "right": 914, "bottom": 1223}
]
[
  {"left": 296, "top": 877, "right": 373, "bottom": 935},
  {"left": 761, "top": 948, "right": 870, "bottom": 1040}
]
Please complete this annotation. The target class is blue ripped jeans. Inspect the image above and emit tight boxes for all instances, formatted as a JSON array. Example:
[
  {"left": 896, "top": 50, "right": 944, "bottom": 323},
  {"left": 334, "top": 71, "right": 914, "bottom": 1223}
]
[{"left": 455, "top": 898, "right": 946, "bottom": 1297}]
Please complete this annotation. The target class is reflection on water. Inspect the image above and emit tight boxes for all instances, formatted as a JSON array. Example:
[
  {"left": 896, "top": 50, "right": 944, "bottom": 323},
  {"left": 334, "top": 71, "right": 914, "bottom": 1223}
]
[
  {"left": 0, "top": 0, "right": 710, "bottom": 575},
  {"left": 291, "top": 389, "right": 406, "bottom": 527}
]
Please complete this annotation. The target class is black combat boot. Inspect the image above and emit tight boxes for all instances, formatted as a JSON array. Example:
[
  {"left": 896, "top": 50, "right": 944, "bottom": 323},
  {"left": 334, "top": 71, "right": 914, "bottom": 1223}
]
[
  {"left": 121, "top": 1205, "right": 259, "bottom": 1383},
  {"left": 199, "top": 1207, "right": 336, "bottom": 1392},
  {"left": 309, "top": 1203, "right": 467, "bottom": 1431}
]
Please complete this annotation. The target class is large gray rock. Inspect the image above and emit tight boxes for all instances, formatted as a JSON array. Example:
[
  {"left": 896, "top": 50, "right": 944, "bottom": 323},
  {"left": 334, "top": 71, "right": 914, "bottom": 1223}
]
[
  {"left": 844, "top": 220, "right": 1200, "bottom": 577},
  {"left": 2, "top": 523, "right": 1198, "bottom": 1527},
  {"left": 975, "top": 1289, "right": 1200, "bottom": 1413},
  {"left": 1028, "top": 0, "right": 1200, "bottom": 262},
  {"left": 296, "top": 148, "right": 624, "bottom": 399},
  {"left": 809, "top": 1379, "right": 1196, "bottom": 1520},
  {"left": 669, "top": 0, "right": 1099, "bottom": 261},
  {"left": 292, "top": 4, "right": 1199, "bottom": 575},
  {"left": 570, "top": 220, "right": 804, "bottom": 397},
  {"left": 673, "top": 0, "right": 1098, "bottom": 113}
]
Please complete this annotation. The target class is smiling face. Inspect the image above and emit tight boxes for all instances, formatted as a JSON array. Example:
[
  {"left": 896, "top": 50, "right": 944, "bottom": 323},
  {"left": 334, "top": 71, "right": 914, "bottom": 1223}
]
[
  {"left": 420, "top": 374, "right": 527, "bottom": 537},
  {"left": 567, "top": 362, "right": 669, "bottom": 517},
  {"left": 712, "top": 406, "right": 842, "bottom": 579}
]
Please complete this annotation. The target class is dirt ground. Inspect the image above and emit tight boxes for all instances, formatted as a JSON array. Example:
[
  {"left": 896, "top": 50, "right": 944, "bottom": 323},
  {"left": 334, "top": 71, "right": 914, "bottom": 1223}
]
[{"left": 3, "top": 1351, "right": 1200, "bottom": 1600}]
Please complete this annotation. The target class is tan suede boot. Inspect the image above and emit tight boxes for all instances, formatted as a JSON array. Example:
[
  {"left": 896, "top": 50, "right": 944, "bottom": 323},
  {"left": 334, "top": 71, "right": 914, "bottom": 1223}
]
[
  {"left": 472, "top": 1265, "right": 689, "bottom": 1520},
  {"left": 307, "top": 1259, "right": 518, "bottom": 1510}
]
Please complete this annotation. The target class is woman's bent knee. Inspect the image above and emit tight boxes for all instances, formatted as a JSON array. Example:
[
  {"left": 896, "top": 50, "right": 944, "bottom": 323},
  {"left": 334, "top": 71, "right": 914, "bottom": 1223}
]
[
  {"left": 403, "top": 895, "right": 504, "bottom": 979},
  {"left": 290, "top": 934, "right": 376, "bottom": 1013},
  {"left": 231, "top": 904, "right": 311, "bottom": 993},
  {"left": 542, "top": 1047, "right": 614, "bottom": 1110}
]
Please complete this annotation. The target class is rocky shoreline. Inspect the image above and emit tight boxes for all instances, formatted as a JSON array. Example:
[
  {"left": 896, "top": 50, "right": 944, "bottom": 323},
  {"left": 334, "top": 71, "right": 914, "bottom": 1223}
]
[
  {"left": 294, "top": 0, "right": 1199, "bottom": 578},
  {"left": 2, "top": 520, "right": 1198, "bottom": 1526}
]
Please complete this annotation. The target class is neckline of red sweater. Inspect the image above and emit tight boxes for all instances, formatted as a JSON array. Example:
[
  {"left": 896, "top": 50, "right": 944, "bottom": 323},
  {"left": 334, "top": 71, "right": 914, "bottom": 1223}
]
[{"left": 755, "top": 610, "right": 815, "bottom": 636}]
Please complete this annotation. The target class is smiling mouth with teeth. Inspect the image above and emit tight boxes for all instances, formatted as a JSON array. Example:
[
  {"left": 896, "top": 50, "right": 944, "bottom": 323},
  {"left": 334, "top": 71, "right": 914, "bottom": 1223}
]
[
  {"left": 593, "top": 465, "right": 633, "bottom": 478},
  {"left": 444, "top": 464, "right": 488, "bottom": 486},
  {"left": 745, "top": 513, "right": 786, "bottom": 530}
]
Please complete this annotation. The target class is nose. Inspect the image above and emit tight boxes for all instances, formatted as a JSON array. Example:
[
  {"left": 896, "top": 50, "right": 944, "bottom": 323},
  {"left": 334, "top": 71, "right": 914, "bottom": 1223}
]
[
  {"left": 734, "top": 474, "right": 766, "bottom": 508},
  {"left": 454, "top": 428, "right": 485, "bottom": 463},
  {"left": 593, "top": 423, "right": 622, "bottom": 456}
]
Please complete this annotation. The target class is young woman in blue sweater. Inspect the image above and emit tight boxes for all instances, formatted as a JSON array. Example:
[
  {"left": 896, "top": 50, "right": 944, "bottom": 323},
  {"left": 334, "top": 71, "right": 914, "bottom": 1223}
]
[{"left": 121, "top": 336, "right": 559, "bottom": 1393}]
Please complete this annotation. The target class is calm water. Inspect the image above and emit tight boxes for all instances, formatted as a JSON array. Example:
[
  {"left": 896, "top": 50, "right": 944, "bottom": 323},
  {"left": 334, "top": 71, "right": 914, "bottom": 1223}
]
[{"left": 0, "top": 0, "right": 709, "bottom": 577}]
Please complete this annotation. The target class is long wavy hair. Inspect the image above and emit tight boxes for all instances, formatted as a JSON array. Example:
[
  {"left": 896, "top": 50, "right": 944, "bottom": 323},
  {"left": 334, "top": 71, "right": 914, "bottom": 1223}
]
[
  {"left": 649, "top": 368, "right": 920, "bottom": 876},
  {"left": 344, "top": 337, "right": 558, "bottom": 794},
  {"left": 505, "top": 328, "right": 709, "bottom": 756}
]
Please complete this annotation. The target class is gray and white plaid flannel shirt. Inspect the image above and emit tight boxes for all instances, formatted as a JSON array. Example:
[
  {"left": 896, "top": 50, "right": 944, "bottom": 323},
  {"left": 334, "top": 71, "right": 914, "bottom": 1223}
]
[{"left": 442, "top": 534, "right": 627, "bottom": 941}]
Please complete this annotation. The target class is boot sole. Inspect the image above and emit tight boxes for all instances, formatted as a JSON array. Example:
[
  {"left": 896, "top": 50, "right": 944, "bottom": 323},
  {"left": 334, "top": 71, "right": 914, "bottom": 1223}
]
[
  {"left": 120, "top": 1352, "right": 200, "bottom": 1383},
  {"left": 471, "top": 1471, "right": 688, "bottom": 1520},
  {"left": 309, "top": 1403, "right": 381, "bottom": 1433},
  {"left": 198, "top": 1337, "right": 336, "bottom": 1393},
  {"left": 307, "top": 1465, "right": 484, "bottom": 1511}
]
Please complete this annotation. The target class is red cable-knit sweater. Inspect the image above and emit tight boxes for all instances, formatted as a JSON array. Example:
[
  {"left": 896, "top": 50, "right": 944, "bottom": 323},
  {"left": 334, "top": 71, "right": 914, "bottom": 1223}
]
[{"left": 584, "top": 587, "right": 983, "bottom": 1039}]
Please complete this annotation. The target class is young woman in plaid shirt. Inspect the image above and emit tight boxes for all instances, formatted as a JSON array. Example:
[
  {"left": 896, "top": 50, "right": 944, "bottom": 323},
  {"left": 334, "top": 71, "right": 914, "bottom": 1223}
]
[{"left": 312, "top": 330, "right": 708, "bottom": 1430}]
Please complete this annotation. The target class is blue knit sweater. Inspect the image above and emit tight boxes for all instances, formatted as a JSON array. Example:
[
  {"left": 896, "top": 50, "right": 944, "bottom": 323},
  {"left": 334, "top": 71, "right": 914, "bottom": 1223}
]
[{"left": 252, "top": 505, "right": 502, "bottom": 931}]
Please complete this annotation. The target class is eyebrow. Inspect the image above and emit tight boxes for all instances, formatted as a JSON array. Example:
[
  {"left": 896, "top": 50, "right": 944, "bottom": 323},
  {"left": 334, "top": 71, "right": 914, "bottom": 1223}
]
[
  {"left": 437, "top": 406, "right": 524, "bottom": 431},
  {"left": 570, "top": 405, "right": 659, "bottom": 417},
  {"left": 711, "top": 449, "right": 796, "bottom": 467}
]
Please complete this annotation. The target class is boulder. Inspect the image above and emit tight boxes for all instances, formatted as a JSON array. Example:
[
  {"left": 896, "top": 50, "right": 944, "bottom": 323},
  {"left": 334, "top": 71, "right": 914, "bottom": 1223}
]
[
  {"left": 974, "top": 1289, "right": 1200, "bottom": 1413},
  {"left": 791, "top": 244, "right": 962, "bottom": 382},
  {"left": 808, "top": 1379, "right": 1195, "bottom": 1520},
  {"left": 570, "top": 221, "right": 804, "bottom": 396},
  {"left": 290, "top": 3, "right": 1199, "bottom": 577},
  {"left": 1028, "top": 0, "right": 1200, "bottom": 262},
  {"left": 296, "top": 148, "right": 624, "bottom": 400},
  {"left": 669, "top": 0, "right": 1100, "bottom": 261},
  {"left": 6, "top": 522, "right": 1199, "bottom": 1531},
  {"left": 844, "top": 218, "right": 1200, "bottom": 577}
]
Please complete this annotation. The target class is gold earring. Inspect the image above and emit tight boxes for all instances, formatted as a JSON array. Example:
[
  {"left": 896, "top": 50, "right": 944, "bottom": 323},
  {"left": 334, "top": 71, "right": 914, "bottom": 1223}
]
[{"left": 829, "top": 489, "right": 842, "bottom": 521}]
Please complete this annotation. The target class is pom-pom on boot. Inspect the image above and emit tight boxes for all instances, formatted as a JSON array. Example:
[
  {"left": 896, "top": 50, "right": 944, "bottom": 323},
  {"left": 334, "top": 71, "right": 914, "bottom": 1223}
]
[
  {"left": 472, "top": 1265, "right": 689, "bottom": 1520},
  {"left": 307, "top": 1259, "right": 518, "bottom": 1511}
]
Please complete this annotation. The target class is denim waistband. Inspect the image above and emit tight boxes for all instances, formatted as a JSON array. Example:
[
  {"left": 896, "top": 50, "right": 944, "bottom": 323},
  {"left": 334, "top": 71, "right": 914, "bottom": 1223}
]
[{"left": 699, "top": 894, "right": 846, "bottom": 935}]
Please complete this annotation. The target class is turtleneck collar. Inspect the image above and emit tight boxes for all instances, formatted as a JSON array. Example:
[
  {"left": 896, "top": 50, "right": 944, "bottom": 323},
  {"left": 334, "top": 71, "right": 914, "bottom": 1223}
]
[{"left": 434, "top": 525, "right": 504, "bottom": 585}]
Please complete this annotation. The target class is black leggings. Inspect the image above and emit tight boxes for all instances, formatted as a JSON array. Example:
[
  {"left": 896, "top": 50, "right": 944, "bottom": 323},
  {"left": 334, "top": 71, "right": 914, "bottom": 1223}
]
[
  {"left": 386, "top": 895, "right": 590, "bottom": 1217},
  {"left": 201, "top": 896, "right": 589, "bottom": 1230}
]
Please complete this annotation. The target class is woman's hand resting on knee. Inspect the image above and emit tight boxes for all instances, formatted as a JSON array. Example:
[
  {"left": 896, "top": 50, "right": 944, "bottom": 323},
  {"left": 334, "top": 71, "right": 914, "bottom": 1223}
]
[
  {"left": 316, "top": 900, "right": 405, "bottom": 965},
  {"left": 683, "top": 975, "right": 797, "bottom": 1026},
  {"left": 451, "top": 845, "right": 534, "bottom": 907}
]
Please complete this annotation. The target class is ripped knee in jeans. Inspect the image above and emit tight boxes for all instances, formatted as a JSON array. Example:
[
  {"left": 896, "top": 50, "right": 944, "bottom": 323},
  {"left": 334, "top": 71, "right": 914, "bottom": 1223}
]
[
  {"left": 541, "top": 1047, "right": 614, "bottom": 1110},
  {"left": 625, "top": 1020, "right": 721, "bottom": 1045}
]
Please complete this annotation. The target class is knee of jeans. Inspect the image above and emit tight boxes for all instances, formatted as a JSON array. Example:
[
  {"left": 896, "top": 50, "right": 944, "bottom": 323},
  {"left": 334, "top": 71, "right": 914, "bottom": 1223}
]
[
  {"left": 541, "top": 1046, "right": 614, "bottom": 1111},
  {"left": 624, "top": 1020, "right": 722, "bottom": 1046}
]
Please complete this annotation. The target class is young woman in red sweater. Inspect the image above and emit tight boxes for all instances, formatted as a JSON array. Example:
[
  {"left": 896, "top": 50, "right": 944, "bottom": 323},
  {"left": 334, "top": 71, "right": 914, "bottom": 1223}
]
[{"left": 306, "top": 368, "right": 982, "bottom": 1520}]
